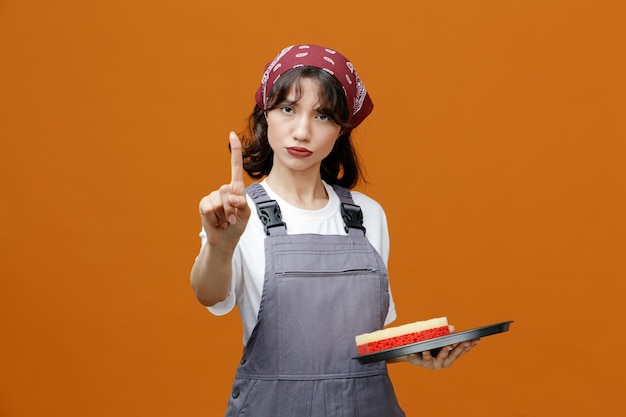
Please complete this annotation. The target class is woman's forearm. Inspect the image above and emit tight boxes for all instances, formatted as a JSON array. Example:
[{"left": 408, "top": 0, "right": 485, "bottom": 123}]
[{"left": 190, "top": 243, "right": 234, "bottom": 306}]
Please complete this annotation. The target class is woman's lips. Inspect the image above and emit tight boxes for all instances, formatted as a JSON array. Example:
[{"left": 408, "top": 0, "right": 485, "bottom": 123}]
[{"left": 286, "top": 147, "right": 313, "bottom": 157}]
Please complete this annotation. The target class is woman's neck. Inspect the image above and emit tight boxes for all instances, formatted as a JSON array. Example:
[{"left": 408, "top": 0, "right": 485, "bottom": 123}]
[{"left": 266, "top": 170, "right": 328, "bottom": 210}]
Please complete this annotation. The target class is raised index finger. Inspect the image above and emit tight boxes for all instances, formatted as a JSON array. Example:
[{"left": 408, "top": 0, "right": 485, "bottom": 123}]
[{"left": 229, "top": 131, "right": 245, "bottom": 195}]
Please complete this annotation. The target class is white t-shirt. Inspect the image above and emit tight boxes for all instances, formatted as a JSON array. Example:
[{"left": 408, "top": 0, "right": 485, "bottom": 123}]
[{"left": 200, "top": 180, "right": 397, "bottom": 345}]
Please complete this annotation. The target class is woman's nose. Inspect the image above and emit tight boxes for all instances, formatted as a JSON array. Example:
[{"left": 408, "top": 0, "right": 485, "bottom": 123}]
[{"left": 292, "top": 115, "right": 312, "bottom": 141}]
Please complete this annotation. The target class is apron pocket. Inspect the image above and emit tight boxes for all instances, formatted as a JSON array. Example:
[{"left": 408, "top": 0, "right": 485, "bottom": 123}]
[{"left": 275, "top": 269, "right": 383, "bottom": 376}]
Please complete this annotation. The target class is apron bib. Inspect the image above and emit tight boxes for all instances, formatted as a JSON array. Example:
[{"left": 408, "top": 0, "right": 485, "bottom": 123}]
[{"left": 225, "top": 183, "right": 405, "bottom": 417}]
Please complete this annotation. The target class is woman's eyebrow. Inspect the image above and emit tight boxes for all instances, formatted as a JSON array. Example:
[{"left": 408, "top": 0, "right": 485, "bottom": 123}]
[
  {"left": 314, "top": 105, "right": 333, "bottom": 114},
  {"left": 278, "top": 99, "right": 299, "bottom": 106}
]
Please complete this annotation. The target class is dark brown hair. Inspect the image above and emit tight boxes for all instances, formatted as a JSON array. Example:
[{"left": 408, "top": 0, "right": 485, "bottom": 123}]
[{"left": 240, "top": 66, "right": 365, "bottom": 189}]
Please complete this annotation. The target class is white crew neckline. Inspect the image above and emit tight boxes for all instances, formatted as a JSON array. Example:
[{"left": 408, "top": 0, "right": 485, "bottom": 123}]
[{"left": 261, "top": 179, "right": 340, "bottom": 221}]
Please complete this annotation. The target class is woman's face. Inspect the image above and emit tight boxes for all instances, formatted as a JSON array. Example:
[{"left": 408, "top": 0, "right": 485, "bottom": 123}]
[{"left": 266, "top": 77, "right": 342, "bottom": 177}]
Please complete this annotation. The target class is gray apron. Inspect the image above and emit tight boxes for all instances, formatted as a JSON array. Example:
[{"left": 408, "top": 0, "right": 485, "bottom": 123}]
[{"left": 224, "top": 183, "right": 405, "bottom": 417}]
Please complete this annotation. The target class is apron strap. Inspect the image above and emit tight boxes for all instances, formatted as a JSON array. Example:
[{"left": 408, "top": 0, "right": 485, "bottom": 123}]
[
  {"left": 332, "top": 184, "right": 366, "bottom": 236},
  {"left": 247, "top": 183, "right": 366, "bottom": 237},
  {"left": 246, "top": 183, "right": 287, "bottom": 236}
]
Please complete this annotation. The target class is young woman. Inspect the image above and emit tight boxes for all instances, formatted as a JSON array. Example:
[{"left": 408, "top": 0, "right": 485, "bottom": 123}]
[{"left": 191, "top": 44, "right": 478, "bottom": 416}]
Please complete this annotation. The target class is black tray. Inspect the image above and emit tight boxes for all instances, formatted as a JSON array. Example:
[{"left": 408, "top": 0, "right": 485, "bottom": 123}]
[{"left": 354, "top": 320, "right": 513, "bottom": 364}]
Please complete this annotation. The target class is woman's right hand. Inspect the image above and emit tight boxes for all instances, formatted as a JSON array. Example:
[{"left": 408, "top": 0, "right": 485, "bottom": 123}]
[{"left": 198, "top": 131, "right": 251, "bottom": 248}]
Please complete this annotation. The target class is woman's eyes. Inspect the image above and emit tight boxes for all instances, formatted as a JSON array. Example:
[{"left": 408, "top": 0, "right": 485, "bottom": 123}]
[{"left": 279, "top": 107, "right": 332, "bottom": 122}]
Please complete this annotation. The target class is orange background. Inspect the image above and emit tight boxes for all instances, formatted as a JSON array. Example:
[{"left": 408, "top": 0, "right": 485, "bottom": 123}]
[{"left": 1, "top": 1, "right": 625, "bottom": 416}]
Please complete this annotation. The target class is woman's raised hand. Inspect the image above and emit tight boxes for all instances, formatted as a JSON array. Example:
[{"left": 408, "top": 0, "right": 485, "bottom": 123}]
[{"left": 198, "top": 132, "right": 251, "bottom": 247}]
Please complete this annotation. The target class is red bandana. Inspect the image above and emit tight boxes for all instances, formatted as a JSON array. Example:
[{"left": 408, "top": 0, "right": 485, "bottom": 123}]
[{"left": 254, "top": 44, "right": 374, "bottom": 130}]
